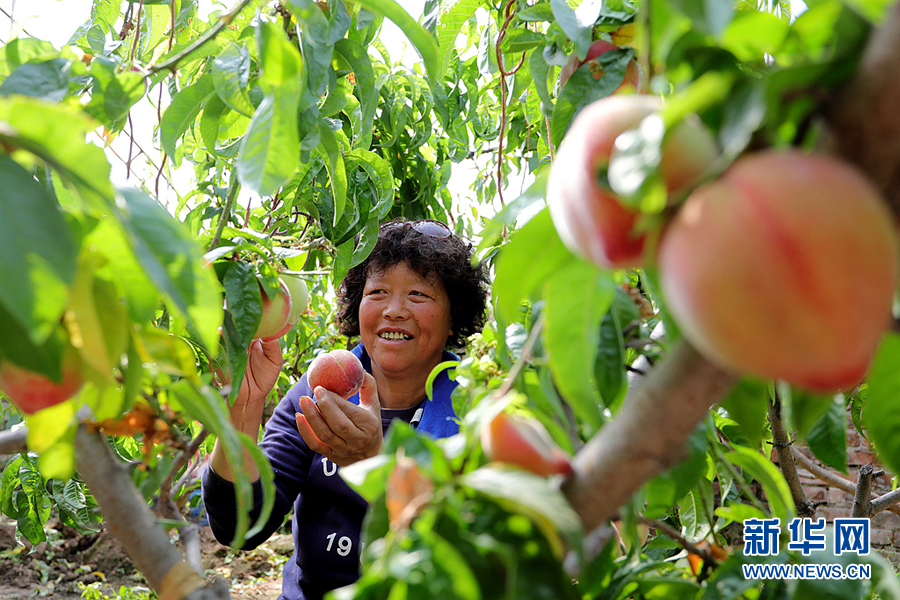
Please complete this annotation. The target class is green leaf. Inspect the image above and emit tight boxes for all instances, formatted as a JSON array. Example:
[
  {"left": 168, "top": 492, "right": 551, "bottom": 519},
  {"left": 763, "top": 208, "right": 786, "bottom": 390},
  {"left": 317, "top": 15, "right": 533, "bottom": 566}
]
[
  {"left": 350, "top": 0, "right": 441, "bottom": 82},
  {"left": 0, "top": 154, "right": 77, "bottom": 344},
  {"left": 862, "top": 333, "right": 900, "bottom": 476},
  {"left": 804, "top": 394, "right": 847, "bottom": 473},
  {"left": 544, "top": 258, "right": 615, "bottom": 429},
  {"left": 0, "top": 96, "right": 114, "bottom": 212},
  {"left": 212, "top": 42, "right": 255, "bottom": 117},
  {"left": 237, "top": 23, "right": 303, "bottom": 197},
  {"left": 436, "top": 0, "right": 481, "bottom": 74},
  {"left": 718, "top": 378, "right": 769, "bottom": 449},
  {"left": 492, "top": 208, "right": 571, "bottom": 324},
  {"left": 670, "top": 0, "right": 735, "bottom": 37},
  {"left": 595, "top": 307, "right": 625, "bottom": 408},
  {"left": 317, "top": 125, "right": 348, "bottom": 226},
  {"left": 461, "top": 465, "right": 583, "bottom": 558},
  {"left": 221, "top": 261, "right": 263, "bottom": 347},
  {"left": 169, "top": 381, "right": 275, "bottom": 548},
  {"left": 550, "top": 0, "right": 594, "bottom": 59},
  {"left": 335, "top": 39, "right": 376, "bottom": 149},
  {"left": 724, "top": 446, "right": 794, "bottom": 524},
  {"left": 112, "top": 189, "right": 223, "bottom": 353},
  {"left": 161, "top": 75, "right": 216, "bottom": 165},
  {"left": 0, "top": 58, "right": 70, "bottom": 102}
]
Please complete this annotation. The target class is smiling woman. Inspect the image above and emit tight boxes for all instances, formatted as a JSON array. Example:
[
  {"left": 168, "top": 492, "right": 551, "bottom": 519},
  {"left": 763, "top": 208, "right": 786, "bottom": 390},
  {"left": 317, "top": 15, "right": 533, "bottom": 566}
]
[{"left": 202, "top": 219, "right": 490, "bottom": 600}]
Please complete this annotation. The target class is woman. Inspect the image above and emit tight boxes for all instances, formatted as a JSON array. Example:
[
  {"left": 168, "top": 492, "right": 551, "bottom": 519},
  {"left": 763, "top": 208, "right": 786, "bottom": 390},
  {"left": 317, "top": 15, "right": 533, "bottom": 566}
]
[{"left": 202, "top": 219, "right": 490, "bottom": 600}]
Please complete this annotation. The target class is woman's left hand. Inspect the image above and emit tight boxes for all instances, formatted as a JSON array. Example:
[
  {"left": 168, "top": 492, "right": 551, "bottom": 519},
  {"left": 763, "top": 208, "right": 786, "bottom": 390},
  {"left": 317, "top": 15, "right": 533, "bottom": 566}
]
[{"left": 295, "top": 373, "right": 383, "bottom": 466}]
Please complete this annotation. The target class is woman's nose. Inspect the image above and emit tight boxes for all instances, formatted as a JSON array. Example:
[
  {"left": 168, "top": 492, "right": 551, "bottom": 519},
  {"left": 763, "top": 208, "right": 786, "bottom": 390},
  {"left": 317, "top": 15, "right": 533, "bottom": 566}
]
[{"left": 383, "top": 294, "right": 408, "bottom": 318}]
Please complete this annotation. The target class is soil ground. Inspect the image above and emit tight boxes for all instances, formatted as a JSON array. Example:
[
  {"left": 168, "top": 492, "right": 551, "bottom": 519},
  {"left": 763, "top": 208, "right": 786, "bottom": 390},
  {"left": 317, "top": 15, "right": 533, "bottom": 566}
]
[{"left": 0, "top": 515, "right": 286, "bottom": 599}]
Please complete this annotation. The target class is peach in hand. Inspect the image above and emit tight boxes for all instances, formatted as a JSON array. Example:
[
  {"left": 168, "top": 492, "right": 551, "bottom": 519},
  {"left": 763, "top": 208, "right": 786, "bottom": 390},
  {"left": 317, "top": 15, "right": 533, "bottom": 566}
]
[
  {"left": 657, "top": 149, "right": 900, "bottom": 392},
  {"left": 255, "top": 279, "right": 292, "bottom": 341},
  {"left": 307, "top": 349, "right": 365, "bottom": 398}
]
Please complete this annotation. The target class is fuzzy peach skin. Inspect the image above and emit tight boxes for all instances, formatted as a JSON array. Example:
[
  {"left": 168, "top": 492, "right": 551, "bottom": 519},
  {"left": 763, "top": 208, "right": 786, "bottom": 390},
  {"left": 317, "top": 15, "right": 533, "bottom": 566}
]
[
  {"left": 657, "top": 149, "right": 900, "bottom": 392},
  {"left": 307, "top": 349, "right": 365, "bottom": 398},
  {"left": 481, "top": 410, "right": 573, "bottom": 477},
  {"left": 255, "top": 279, "right": 292, "bottom": 340},
  {"left": 547, "top": 95, "right": 717, "bottom": 269},
  {"left": 0, "top": 347, "right": 85, "bottom": 414}
]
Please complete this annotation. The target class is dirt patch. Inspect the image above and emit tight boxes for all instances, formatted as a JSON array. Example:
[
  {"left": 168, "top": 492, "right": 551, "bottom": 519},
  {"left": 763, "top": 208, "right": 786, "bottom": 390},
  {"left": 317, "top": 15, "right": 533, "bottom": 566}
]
[{"left": 0, "top": 516, "right": 288, "bottom": 599}]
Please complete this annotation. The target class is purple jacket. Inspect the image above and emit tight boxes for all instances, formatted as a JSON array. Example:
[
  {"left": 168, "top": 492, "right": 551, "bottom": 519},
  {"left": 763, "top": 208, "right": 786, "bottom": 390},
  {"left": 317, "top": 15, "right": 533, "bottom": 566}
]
[{"left": 202, "top": 344, "right": 460, "bottom": 600}]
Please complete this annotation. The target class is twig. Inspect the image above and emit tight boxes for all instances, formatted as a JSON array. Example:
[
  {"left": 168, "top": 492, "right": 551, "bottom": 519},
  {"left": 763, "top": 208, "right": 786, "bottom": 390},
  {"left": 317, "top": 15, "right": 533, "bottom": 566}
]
[
  {"left": 494, "top": 0, "right": 527, "bottom": 208},
  {"left": 851, "top": 464, "right": 879, "bottom": 518},
  {"left": 791, "top": 447, "right": 900, "bottom": 516},
  {"left": 636, "top": 515, "right": 717, "bottom": 564},
  {"left": 209, "top": 177, "right": 241, "bottom": 251},
  {"left": 150, "top": 0, "right": 256, "bottom": 75},
  {"left": 767, "top": 388, "right": 819, "bottom": 517}
]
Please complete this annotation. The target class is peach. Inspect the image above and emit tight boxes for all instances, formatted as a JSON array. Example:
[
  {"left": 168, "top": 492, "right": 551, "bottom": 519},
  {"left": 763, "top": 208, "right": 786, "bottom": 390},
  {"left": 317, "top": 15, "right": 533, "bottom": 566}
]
[
  {"left": 254, "top": 279, "right": 292, "bottom": 340},
  {"left": 657, "top": 150, "right": 900, "bottom": 392},
  {"left": 558, "top": 40, "right": 643, "bottom": 93},
  {"left": 547, "top": 95, "right": 718, "bottom": 269},
  {"left": 261, "top": 275, "right": 309, "bottom": 342},
  {"left": 481, "top": 410, "right": 573, "bottom": 477},
  {"left": 0, "top": 346, "right": 85, "bottom": 414},
  {"left": 307, "top": 349, "right": 365, "bottom": 398}
]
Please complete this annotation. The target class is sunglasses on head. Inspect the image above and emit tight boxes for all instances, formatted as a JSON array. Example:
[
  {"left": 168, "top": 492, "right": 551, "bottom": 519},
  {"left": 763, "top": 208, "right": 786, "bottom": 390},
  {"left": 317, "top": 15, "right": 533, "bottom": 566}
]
[{"left": 380, "top": 219, "right": 452, "bottom": 239}]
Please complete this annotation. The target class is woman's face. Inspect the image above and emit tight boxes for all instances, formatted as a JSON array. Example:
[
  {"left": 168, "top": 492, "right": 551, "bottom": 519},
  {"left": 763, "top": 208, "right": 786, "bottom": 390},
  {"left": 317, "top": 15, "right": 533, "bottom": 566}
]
[{"left": 359, "top": 261, "right": 453, "bottom": 382}]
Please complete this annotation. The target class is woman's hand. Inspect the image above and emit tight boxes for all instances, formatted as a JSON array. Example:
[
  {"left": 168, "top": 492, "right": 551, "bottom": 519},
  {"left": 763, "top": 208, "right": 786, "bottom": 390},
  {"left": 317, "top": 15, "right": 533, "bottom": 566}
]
[
  {"left": 295, "top": 373, "right": 383, "bottom": 467},
  {"left": 210, "top": 338, "right": 284, "bottom": 482}
]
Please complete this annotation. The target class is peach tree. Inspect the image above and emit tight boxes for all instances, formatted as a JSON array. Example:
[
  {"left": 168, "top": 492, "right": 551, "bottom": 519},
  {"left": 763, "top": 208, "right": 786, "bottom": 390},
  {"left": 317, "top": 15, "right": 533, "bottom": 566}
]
[{"left": 1, "top": 0, "right": 900, "bottom": 598}]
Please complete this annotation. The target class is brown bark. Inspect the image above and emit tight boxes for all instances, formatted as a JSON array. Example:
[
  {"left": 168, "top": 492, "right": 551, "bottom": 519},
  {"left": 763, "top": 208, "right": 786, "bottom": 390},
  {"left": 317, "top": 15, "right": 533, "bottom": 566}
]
[
  {"left": 74, "top": 422, "right": 230, "bottom": 600},
  {"left": 560, "top": 340, "right": 738, "bottom": 532},
  {"left": 768, "top": 391, "right": 819, "bottom": 518}
]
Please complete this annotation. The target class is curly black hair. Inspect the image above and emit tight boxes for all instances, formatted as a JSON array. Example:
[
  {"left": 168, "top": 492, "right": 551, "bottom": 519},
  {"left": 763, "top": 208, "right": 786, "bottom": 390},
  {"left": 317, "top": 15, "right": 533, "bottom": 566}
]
[{"left": 337, "top": 222, "right": 490, "bottom": 350}]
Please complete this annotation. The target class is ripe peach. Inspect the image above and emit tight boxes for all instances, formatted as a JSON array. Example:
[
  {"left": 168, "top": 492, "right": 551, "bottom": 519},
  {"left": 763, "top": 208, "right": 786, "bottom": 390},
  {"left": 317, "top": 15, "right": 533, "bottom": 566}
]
[
  {"left": 261, "top": 275, "right": 309, "bottom": 342},
  {"left": 307, "top": 349, "right": 365, "bottom": 398},
  {"left": 657, "top": 150, "right": 900, "bottom": 392},
  {"left": 547, "top": 95, "right": 718, "bottom": 269},
  {"left": 558, "top": 40, "right": 643, "bottom": 93},
  {"left": 0, "top": 346, "right": 85, "bottom": 414},
  {"left": 254, "top": 279, "right": 292, "bottom": 340},
  {"left": 481, "top": 410, "right": 573, "bottom": 477}
]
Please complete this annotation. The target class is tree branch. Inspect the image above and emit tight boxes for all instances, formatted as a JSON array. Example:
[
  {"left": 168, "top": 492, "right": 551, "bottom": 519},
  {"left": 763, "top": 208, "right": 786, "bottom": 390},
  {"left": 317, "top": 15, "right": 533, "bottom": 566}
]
[
  {"left": 0, "top": 426, "right": 27, "bottom": 455},
  {"left": 74, "top": 420, "right": 229, "bottom": 599},
  {"left": 851, "top": 464, "right": 881, "bottom": 518},
  {"left": 791, "top": 447, "right": 900, "bottom": 517},
  {"left": 767, "top": 389, "right": 819, "bottom": 517},
  {"left": 560, "top": 340, "right": 738, "bottom": 532}
]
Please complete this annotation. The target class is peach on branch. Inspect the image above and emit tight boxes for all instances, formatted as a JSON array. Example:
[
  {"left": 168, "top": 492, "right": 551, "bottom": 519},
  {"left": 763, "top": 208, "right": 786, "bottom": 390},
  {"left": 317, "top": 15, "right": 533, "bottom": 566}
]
[
  {"left": 657, "top": 149, "right": 900, "bottom": 392},
  {"left": 261, "top": 275, "right": 309, "bottom": 342},
  {"left": 481, "top": 410, "right": 573, "bottom": 477},
  {"left": 558, "top": 40, "right": 643, "bottom": 93},
  {"left": 254, "top": 278, "right": 292, "bottom": 341},
  {"left": 0, "top": 346, "right": 85, "bottom": 414},
  {"left": 307, "top": 349, "right": 365, "bottom": 398},
  {"left": 547, "top": 95, "right": 718, "bottom": 269}
]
